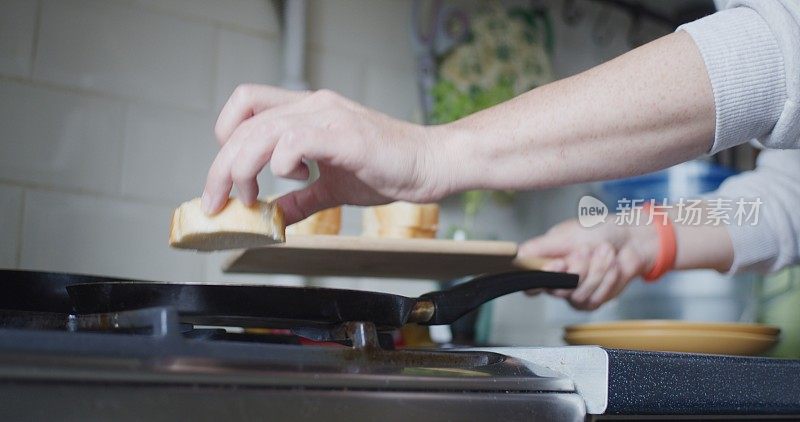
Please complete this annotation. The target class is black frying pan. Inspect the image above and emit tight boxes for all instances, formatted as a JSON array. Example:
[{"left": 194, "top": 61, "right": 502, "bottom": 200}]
[
  {"left": 67, "top": 271, "right": 577, "bottom": 330},
  {"left": 0, "top": 269, "right": 126, "bottom": 313}
]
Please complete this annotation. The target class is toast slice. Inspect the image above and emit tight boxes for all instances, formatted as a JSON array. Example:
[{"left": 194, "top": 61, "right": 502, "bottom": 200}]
[
  {"left": 286, "top": 206, "right": 342, "bottom": 235},
  {"left": 169, "top": 198, "right": 285, "bottom": 251},
  {"left": 362, "top": 202, "right": 439, "bottom": 239}
]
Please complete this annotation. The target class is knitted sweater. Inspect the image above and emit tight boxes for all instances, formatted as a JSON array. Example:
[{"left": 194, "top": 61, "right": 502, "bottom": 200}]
[{"left": 679, "top": 1, "right": 800, "bottom": 273}]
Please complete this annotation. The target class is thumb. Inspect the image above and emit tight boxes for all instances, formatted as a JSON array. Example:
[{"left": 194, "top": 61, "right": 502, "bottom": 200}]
[{"left": 276, "top": 181, "right": 336, "bottom": 225}]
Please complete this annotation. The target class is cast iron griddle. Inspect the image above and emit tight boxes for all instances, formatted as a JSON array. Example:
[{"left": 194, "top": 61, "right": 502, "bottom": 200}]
[{"left": 67, "top": 270, "right": 578, "bottom": 329}]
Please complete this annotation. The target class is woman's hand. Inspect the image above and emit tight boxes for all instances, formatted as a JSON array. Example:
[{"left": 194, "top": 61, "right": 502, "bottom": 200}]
[
  {"left": 202, "top": 85, "right": 452, "bottom": 224},
  {"left": 519, "top": 219, "right": 658, "bottom": 310}
]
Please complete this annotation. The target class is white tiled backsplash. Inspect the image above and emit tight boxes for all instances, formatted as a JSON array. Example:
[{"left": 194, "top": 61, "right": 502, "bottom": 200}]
[
  {"left": 0, "top": 80, "right": 126, "bottom": 194},
  {"left": 35, "top": 0, "right": 216, "bottom": 111},
  {"left": 0, "top": 185, "right": 23, "bottom": 268},
  {"left": 0, "top": 0, "right": 669, "bottom": 346},
  {"left": 19, "top": 190, "right": 207, "bottom": 281},
  {"left": 215, "top": 28, "right": 282, "bottom": 109},
  {"left": 120, "top": 104, "right": 217, "bottom": 204},
  {"left": 0, "top": 0, "right": 37, "bottom": 77},
  {"left": 1, "top": 0, "right": 420, "bottom": 286}
]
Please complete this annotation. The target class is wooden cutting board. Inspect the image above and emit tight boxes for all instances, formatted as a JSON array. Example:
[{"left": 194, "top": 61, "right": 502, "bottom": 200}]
[{"left": 223, "top": 234, "right": 546, "bottom": 280}]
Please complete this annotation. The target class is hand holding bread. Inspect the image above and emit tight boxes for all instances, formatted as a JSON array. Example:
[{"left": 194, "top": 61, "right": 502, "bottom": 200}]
[
  {"left": 169, "top": 197, "right": 285, "bottom": 251},
  {"left": 202, "top": 85, "right": 450, "bottom": 226}
]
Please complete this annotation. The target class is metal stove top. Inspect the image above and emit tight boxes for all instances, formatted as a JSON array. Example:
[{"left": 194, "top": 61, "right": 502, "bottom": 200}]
[
  {"left": 0, "top": 304, "right": 587, "bottom": 421},
  {"left": 0, "top": 271, "right": 799, "bottom": 421}
]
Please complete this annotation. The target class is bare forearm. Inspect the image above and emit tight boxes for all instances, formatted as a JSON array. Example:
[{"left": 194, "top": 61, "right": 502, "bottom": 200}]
[{"left": 435, "top": 31, "right": 714, "bottom": 194}]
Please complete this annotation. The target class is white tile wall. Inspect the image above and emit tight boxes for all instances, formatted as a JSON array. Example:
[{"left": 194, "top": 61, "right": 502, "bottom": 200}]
[
  {"left": 204, "top": 253, "right": 306, "bottom": 286},
  {"left": 307, "top": 50, "right": 365, "bottom": 102},
  {"left": 34, "top": 0, "right": 215, "bottom": 110},
  {"left": 20, "top": 190, "right": 205, "bottom": 281},
  {"left": 364, "top": 61, "right": 419, "bottom": 120},
  {"left": 215, "top": 28, "right": 282, "bottom": 111},
  {"left": 0, "top": 0, "right": 37, "bottom": 77},
  {"left": 121, "top": 104, "right": 217, "bottom": 204},
  {"left": 0, "top": 80, "right": 125, "bottom": 194},
  {"left": 488, "top": 293, "right": 551, "bottom": 346},
  {"left": 0, "top": 185, "right": 23, "bottom": 268},
  {"left": 307, "top": 0, "right": 417, "bottom": 70},
  {"left": 134, "top": 0, "right": 280, "bottom": 35}
]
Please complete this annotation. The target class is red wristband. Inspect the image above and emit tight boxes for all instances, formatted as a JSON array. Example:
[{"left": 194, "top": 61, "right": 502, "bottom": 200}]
[{"left": 642, "top": 202, "right": 676, "bottom": 282}]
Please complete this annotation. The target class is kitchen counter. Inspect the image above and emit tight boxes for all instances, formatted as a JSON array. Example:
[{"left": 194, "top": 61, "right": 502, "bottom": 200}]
[
  {"left": 605, "top": 348, "right": 800, "bottom": 416},
  {"left": 478, "top": 346, "right": 800, "bottom": 417}
]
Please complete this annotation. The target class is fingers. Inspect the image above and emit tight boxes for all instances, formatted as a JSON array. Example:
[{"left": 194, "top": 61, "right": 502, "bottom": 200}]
[
  {"left": 546, "top": 246, "right": 590, "bottom": 298},
  {"left": 205, "top": 91, "right": 343, "bottom": 213},
  {"left": 568, "top": 242, "right": 614, "bottom": 309},
  {"left": 518, "top": 232, "right": 572, "bottom": 258},
  {"left": 587, "top": 264, "right": 621, "bottom": 307},
  {"left": 587, "top": 246, "right": 645, "bottom": 305},
  {"left": 230, "top": 124, "right": 296, "bottom": 206},
  {"left": 542, "top": 259, "right": 567, "bottom": 272},
  {"left": 543, "top": 243, "right": 626, "bottom": 311},
  {"left": 565, "top": 245, "right": 591, "bottom": 281},
  {"left": 215, "top": 84, "right": 307, "bottom": 144},
  {"left": 204, "top": 120, "right": 334, "bottom": 212},
  {"left": 203, "top": 114, "right": 281, "bottom": 212},
  {"left": 269, "top": 127, "right": 335, "bottom": 181},
  {"left": 202, "top": 137, "right": 244, "bottom": 213},
  {"left": 277, "top": 181, "right": 336, "bottom": 225}
]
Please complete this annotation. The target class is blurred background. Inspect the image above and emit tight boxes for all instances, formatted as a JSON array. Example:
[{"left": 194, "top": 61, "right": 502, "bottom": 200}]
[{"left": 0, "top": 0, "right": 794, "bottom": 353}]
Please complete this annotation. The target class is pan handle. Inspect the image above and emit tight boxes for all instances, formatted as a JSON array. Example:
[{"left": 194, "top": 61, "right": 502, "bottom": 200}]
[{"left": 415, "top": 270, "right": 578, "bottom": 325}]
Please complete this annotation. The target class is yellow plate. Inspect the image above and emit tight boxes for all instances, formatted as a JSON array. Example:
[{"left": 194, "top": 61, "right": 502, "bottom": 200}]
[
  {"left": 565, "top": 320, "right": 780, "bottom": 336},
  {"left": 564, "top": 328, "right": 778, "bottom": 356}
]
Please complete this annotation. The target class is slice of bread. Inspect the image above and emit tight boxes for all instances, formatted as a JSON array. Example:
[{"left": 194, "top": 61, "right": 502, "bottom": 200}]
[
  {"left": 169, "top": 198, "right": 285, "bottom": 251},
  {"left": 286, "top": 207, "right": 342, "bottom": 235},
  {"left": 362, "top": 202, "right": 439, "bottom": 239}
]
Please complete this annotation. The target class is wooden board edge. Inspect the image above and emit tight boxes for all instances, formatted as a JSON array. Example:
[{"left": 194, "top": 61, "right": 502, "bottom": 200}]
[{"left": 274, "top": 234, "right": 519, "bottom": 255}]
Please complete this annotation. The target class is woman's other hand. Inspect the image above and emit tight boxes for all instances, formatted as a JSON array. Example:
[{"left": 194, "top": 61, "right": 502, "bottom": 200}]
[{"left": 519, "top": 219, "right": 658, "bottom": 310}]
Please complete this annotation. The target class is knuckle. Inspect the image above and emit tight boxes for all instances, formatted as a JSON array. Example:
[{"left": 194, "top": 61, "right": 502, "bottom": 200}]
[
  {"left": 214, "top": 124, "right": 227, "bottom": 144},
  {"left": 280, "top": 128, "right": 300, "bottom": 144},
  {"left": 229, "top": 117, "right": 255, "bottom": 142},
  {"left": 312, "top": 88, "right": 339, "bottom": 104},
  {"left": 232, "top": 84, "right": 255, "bottom": 101},
  {"left": 326, "top": 107, "right": 349, "bottom": 121}
]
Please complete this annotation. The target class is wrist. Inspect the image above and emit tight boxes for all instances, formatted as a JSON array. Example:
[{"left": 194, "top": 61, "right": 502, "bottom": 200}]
[
  {"left": 427, "top": 122, "right": 482, "bottom": 196},
  {"left": 626, "top": 222, "right": 660, "bottom": 277}
]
